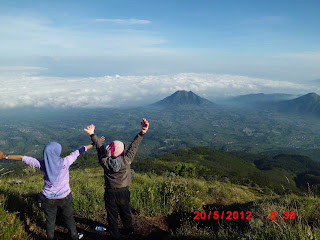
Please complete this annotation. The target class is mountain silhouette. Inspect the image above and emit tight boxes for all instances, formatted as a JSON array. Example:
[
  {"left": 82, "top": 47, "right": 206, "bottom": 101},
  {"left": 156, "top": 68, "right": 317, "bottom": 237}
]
[
  {"left": 276, "top": 92, "right": 320, "bottom": 116},
  {"left": 153, "top": 90, "right": 214, "bottom": 107},
  {"left": 233, "top": 93, "right": 297, "bottom": 104}
]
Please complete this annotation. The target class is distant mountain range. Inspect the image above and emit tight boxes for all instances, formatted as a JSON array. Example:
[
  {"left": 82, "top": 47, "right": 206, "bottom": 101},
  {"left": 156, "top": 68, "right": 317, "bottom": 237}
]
[
  {"left": 2, "top": 90, "right": 320, "bottom": 158},
  {"left": 275, "top": 92, "right": 320, "bottom": 116},
  {"left": 222, "top": 93, "right": 298, "bottom": 108},
  {"left": 225, "top": 92, "right": 320, "bottom": 117},
  {"left": 153, "top": 90, "right": 214, "bottom": 107},
  {"left": 232, "top": 93, "right": 298, "bottom": 104}
]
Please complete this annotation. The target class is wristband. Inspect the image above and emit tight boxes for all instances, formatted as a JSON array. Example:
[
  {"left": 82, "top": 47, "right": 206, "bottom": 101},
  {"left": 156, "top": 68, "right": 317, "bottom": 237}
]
[{"left": 5, "top": 155, "right": 9, "bottom": 160}]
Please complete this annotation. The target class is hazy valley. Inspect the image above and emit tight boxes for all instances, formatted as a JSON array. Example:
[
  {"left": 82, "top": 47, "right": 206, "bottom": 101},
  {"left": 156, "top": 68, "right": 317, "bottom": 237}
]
[
  {"left": 1, "top": 90, "right": 320, "bottom": 159},
  {"left": 2, "top": 90, "right": 320, "bottom": 239}
]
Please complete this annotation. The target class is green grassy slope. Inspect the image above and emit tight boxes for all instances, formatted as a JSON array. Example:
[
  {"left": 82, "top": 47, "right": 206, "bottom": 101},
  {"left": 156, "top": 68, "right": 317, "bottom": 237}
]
[
  {"left": 0, "top": 166, "right": 257, "bottom": 239},
  {"left": 1, "top": 146, "right": 320, "bottom": 239},
  {"left": 1, "top": 164, "right": 320, "bottom": 239},
  {"left": 133, "top": 147, "right": 320, "bottom": 193}
]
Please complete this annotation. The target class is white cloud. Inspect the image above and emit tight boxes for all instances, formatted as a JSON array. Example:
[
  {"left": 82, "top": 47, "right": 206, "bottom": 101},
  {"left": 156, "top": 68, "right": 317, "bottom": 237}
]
[
  {"left": 0, "top": 15, "right": 164, "bottom": 57},
  {"left": 94, "top": 18, "right": 151, "bottom": 25},
  {"left": 0, "top": 72, "right": 317, "bottom": 109},
  {"left": 0, "top": 66, "right": 48, "bottom": 78}
]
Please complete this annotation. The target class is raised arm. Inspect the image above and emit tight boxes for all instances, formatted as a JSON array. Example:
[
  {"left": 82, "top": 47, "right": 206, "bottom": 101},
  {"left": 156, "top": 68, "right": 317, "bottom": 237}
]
[
  {"left": 84, "top": 124, "right": 102, "bottom": 147},
  {"left": 124, "top": 118, "right": 149, "bottom": 164},
  {"left": 63, "top": 143, "right": 94, "bottom": 167},
  {"left": 0, "top": 150, "right": 43, "bottom": 169},
  {"left": 0, "top": 151, "right": 23, "bottom": 161},
  {"left": 84, "top": 124, "right": 108, "bottom": 163},
  {"left": 84, "top": 124, "right": 105, "bottom": 148}
]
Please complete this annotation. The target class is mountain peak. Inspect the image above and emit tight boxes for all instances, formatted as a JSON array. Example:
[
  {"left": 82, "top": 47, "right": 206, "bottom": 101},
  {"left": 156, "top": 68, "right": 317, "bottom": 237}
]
[
  {"left": 304, "top": 92, "right": 320, "bottom": 99},
  {"left": 171, "top": 90, "right": 197, "bottom": 98},
  {"left": 153, "top": 90, "right": 214, "bottom": 107},
  {"left": 291, "top": 92, "right": 320, "bottom": 103},
  {"left": 276, "top": 92, "right": 320, "bottom": 116}
]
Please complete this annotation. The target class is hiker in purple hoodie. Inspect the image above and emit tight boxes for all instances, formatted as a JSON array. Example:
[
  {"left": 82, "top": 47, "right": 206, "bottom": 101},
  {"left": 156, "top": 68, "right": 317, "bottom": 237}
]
[{"left": 0, "top": 141, "right": 95, "bottom": 240}]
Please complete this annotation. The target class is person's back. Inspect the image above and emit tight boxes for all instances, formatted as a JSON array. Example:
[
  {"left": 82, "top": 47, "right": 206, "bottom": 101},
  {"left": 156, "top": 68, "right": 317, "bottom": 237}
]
[
  {"left": 23, "top": 143, "right": 87, "bottom": 199},
  {"left": 0, "top": 141, "right": 93, "bottom": 240},
  {"left": 84, "top": 118, "right": 149, "bottom": 240},
  {"left": 93, "top": 132, "right": 144, "bottom": 189}
]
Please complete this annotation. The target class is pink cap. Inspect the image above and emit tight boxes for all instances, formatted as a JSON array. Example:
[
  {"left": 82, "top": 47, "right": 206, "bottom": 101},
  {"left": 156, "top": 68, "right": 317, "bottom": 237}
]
[{"left": 106, "top": 140, "right": 125, "bottom": 158}]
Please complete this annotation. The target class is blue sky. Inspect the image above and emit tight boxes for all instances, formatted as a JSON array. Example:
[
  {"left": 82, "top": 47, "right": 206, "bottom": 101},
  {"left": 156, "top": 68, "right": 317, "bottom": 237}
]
[{"left": 0, "top": 0, "right": 320, "bottom": 107}]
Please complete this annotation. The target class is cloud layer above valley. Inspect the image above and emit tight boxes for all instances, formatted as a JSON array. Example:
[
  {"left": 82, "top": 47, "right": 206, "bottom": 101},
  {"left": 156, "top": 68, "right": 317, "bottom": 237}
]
[{"left": 0, "top": 71, "right": 318, "bottom": 109}]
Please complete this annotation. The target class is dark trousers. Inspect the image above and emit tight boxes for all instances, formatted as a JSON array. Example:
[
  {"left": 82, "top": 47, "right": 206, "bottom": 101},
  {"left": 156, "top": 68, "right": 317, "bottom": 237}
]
[
  {"left": 105, "top": 187, "right": 133, "bottom": 239},
  {"left": 42, "top": 193, "right": 78, "bottom": 240}
]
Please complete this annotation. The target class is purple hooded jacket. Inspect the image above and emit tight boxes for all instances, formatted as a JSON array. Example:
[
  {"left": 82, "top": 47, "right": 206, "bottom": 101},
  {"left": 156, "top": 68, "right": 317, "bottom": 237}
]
[{"left": 22, "top": 145, "right": 87, "bottom": 199}]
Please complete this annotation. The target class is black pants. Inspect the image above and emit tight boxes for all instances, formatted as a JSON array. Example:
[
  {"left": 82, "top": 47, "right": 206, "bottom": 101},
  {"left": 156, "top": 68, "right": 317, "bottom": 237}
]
[
  {"left": 42, "top": 193, "right": 78, "bottom": 240},
  {"left": 105, "top": 187, "right": 133, "bottom": 239}
]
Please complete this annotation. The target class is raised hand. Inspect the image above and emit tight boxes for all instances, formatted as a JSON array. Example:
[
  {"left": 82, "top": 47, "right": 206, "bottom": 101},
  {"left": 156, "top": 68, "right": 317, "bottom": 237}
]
[
  {"left": 99, "top": 136, "right": 105, "bottom": 143},
  {"left": 141, "top": 118, "right": 149, "bottom": 134},
  {"left": 84, "top": 124, "right": 95, "bottom": 135}
]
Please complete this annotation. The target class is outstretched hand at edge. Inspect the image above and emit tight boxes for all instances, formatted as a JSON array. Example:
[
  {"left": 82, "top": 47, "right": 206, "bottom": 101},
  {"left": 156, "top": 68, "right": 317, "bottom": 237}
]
[
  {"left": 0, "top": 151, "right": 5, "bottom": 159},
  {"left": 0, "top": 151, "right": 23, "bottom": 160}
]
